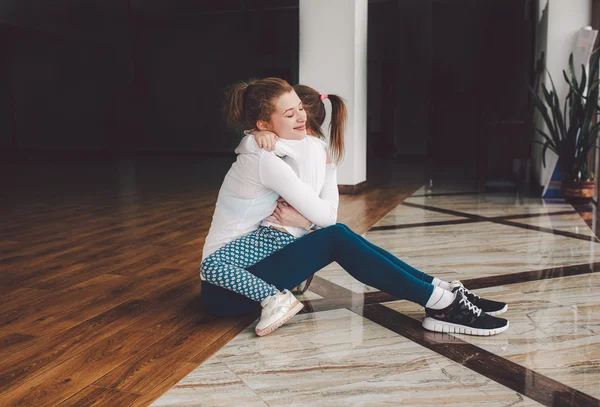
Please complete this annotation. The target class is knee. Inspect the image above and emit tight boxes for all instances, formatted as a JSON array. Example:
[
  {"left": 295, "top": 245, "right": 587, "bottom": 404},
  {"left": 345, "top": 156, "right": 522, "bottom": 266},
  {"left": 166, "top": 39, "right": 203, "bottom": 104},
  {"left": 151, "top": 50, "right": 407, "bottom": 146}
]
[
  {"left": 200, "top": 258, "right": 217, "bottom": 280},
  {"left": 324, "top": 223, "right": 353, "bottom": 239},
  {"left": 334, "top": 223, "right": 355, "bottom": 235},
  {"left": 336, "top": 223, "right": 353, "bottom": 233}
]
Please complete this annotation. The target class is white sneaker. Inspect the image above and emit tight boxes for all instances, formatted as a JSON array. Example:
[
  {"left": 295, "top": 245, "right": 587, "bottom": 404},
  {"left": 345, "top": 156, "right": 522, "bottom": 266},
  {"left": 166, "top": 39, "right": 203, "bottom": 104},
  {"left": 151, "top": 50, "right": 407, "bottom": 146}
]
[{"left": 255, "top": 290, "right": 304, "bottom": 337}]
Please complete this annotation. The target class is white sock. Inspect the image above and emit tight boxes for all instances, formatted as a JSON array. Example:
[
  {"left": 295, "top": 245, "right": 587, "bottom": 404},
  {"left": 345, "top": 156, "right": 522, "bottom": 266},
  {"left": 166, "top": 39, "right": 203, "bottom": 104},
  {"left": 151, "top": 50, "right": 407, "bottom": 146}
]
[
  {"left": 431, "top": 277, "right": 452, "bottom": 291},
  {"left": 425, "top": 286, "right": 456, "bottom": 309}
]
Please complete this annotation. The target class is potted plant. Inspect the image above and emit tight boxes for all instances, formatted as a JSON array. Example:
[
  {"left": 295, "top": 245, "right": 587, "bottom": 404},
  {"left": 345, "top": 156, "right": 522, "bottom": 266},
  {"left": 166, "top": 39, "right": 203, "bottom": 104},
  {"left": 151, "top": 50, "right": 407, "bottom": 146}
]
[{"left": 531, "top": 49, "right": 600, "bottom": 200}]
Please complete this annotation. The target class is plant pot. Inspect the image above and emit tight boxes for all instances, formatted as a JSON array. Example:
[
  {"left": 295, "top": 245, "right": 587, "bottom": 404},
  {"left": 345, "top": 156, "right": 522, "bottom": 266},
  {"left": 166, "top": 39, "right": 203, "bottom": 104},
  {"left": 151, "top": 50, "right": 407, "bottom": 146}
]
[{"left": 561, "top": 179, "right": 595, "bottom": 201}]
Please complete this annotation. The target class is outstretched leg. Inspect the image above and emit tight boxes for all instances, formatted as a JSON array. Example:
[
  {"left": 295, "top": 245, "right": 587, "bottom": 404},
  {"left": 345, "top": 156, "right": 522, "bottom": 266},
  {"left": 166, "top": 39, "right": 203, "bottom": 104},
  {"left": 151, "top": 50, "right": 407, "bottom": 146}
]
[
  {"left": 245, "top": 224, "right": 435, "bottom": 306},
  {"left": 202, "top": 224, "right": 508, "bottom": 337}
]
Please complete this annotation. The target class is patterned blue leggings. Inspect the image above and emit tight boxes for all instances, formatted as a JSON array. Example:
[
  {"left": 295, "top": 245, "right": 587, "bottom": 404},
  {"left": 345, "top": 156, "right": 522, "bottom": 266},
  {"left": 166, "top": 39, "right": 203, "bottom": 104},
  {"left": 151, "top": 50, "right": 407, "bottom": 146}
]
[{"left": 200, "top": 227, "right": 297, "bottom": 302}]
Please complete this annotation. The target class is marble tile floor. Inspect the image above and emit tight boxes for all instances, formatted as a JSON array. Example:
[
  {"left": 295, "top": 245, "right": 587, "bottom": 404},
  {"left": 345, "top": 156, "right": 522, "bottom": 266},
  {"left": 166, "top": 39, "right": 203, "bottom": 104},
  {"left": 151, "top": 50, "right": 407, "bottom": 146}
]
[
  {"left": 152, "top": 185, "right": 600, "bottom": 407},
  {"left": 152, "top": 309, "right": 541, "bottom": 407},
  {"left": 316, "top": 187, "right": 600, "bottom": 295},
  {"left": 385, "top": 273, "right": 600, "bottom": 401}
]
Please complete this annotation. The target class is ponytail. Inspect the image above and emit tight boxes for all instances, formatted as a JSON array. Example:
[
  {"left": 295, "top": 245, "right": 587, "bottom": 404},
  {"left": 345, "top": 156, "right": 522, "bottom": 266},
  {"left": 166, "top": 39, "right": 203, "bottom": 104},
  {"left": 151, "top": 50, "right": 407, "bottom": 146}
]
[
  {"left": 294, "top": 84, "right": 347, "bottom": 165},
  {"left": 327, "top": 94, "right": 346, "bottom": 164},
  {"left": 224, "top": 81, "right": 250, "bottom": 128}
]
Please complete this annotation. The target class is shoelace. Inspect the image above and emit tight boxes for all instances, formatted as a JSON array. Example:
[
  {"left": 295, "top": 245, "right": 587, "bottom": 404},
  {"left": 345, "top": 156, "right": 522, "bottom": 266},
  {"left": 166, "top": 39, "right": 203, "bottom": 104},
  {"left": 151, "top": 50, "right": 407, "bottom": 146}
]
[
  {"left": 457, "top": 285, "right": 481, "bottom": 300},
  {"left": 458, "top": 293, "right": 482, "bottom": 317}
]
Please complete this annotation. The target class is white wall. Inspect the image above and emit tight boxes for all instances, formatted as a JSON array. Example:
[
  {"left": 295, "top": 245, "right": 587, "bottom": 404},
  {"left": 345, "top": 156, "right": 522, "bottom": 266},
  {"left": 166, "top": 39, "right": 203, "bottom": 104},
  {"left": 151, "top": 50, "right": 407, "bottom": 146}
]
[
  {"left": 533, "top": 0, "right": 592, "bottom": 191},
  {"left": 299, "top": 0, "right": 368, "bottom": 186}
]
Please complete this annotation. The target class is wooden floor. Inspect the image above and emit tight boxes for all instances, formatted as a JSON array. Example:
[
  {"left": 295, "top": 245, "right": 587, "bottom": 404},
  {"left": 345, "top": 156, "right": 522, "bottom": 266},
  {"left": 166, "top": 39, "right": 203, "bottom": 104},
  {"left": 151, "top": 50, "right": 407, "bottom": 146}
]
[{"left": 0, "top": 153, "right": 426, "bottom": 407}]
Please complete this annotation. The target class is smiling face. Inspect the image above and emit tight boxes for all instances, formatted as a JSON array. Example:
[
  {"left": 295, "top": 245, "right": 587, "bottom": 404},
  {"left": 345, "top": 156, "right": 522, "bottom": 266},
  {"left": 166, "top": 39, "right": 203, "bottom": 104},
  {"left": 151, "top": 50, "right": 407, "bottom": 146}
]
[{"left": 257, "top": 91, "right": 307, "bottom": 140}]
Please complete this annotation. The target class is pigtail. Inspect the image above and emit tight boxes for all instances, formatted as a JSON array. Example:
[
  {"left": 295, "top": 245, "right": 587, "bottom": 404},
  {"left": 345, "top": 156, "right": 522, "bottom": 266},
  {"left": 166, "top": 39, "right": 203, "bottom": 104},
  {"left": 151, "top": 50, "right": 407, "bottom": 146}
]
[
  {"left": 294, "top": 84, "right": 346, "bottom": 164},
  {"left": 327, "top": 94, "right": 346, "bottom": 164}
]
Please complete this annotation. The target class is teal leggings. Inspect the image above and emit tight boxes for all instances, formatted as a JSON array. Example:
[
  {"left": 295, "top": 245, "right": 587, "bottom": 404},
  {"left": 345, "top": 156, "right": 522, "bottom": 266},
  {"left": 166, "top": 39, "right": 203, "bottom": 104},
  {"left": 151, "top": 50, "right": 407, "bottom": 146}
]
[
  {"left": 201, "top": 223, "right": 435, "bottom": 316},
  {"left": 201, "top": 227, "right": 296, "bottom": 302}
]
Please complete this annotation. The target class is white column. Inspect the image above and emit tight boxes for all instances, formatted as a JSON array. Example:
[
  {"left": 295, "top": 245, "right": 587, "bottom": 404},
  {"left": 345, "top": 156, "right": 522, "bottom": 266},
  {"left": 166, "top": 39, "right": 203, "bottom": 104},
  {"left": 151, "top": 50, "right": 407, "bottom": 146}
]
[{"left": 299, "top": 0, "right": 368, "bottom": 187}]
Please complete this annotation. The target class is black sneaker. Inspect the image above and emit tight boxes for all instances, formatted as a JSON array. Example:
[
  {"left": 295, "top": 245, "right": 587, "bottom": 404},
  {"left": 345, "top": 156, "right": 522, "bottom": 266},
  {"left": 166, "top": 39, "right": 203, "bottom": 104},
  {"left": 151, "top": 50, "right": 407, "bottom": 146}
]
[
  {"left": 423, "top": 290, "right": 509, "bottom": 336},
  {"left": 450, "top": 281, "right": 507, "bottom": 316}
]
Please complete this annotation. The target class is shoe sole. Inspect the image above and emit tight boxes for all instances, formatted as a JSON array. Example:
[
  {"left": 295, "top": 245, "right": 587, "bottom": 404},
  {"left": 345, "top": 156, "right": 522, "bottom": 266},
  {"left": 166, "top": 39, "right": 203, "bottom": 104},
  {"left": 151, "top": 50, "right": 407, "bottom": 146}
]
[
  {"left": 422, "top": 317, "right": 509, "bottom": 336},
  {"left": 486, "top": 304, "right": 508, "bottom": 316},
  {"left": 255, "top": 300, "right": 304, "bottom": 337}
]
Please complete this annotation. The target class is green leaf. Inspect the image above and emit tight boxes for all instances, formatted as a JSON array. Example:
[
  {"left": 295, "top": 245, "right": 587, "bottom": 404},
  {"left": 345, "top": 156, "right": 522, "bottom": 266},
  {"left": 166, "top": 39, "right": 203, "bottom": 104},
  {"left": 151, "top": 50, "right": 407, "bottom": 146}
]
[
  {"left": 534, "top": 128, "right": 558, "bottom": 153},
  {"left": 529, "top": 85, "right": 561, "bottom": 145},
  {"left": 542, "top": 142, "right": 551, "bottom": 168}
]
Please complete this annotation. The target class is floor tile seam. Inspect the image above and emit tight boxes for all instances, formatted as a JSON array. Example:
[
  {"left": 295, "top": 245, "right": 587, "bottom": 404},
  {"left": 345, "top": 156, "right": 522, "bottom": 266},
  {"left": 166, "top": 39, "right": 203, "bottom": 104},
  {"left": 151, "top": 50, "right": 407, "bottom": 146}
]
[
  {"left": 210, "top": 305, "right": 597, "bottom": 396},
  {"left": 409, "top": 191, "right": 480, "bottom": 198},
  {"left": 214, "top": 356, "right": 272, "bottom": 406},
  {"left": 151, "top": 196, "right": 597, "bottom": 402},
  {"left": 458, "top": 262, "right": 600, "bottom": 290},
  {"left": 369, "top": 209, "right": 580, "bottom": 232},
  {"left": 493, "top": 218, "right": 600, "bottom": 243},
  {"left": 402, "top": 202, "right": 598, "bottom": 243},
  {"left": 572, "top": 204, "right": 600, "bottom": 242},
  {"left": 356, "top": 183, "right": 426, "bottom": 235},
  {"left": 301, "top": 262, "right": 600, "bottom": 314},
  {"left": 353, "top": 304, "right": 600, "bottom": 407}
]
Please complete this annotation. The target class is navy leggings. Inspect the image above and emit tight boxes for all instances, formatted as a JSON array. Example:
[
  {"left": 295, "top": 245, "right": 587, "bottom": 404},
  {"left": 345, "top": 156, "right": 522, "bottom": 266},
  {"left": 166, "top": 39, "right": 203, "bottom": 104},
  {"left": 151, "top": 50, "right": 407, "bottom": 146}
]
[{"left": 201, "top": 223, "right": 435, "bottom": 316}]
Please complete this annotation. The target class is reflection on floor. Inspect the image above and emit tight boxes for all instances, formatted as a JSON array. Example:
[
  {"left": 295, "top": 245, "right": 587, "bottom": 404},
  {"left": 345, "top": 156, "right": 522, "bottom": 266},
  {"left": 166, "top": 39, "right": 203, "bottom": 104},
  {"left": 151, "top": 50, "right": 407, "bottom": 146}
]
[{"left": 152, "top": 184, "right": 600, "bottom": 407}]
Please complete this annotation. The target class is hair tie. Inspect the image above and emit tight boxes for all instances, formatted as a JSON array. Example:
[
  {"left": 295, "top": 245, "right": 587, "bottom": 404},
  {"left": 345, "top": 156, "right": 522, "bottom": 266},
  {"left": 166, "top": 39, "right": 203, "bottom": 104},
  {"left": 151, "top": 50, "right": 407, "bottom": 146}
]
[{"left": 320, "top": 94, "right": 328, "bottom": 101}]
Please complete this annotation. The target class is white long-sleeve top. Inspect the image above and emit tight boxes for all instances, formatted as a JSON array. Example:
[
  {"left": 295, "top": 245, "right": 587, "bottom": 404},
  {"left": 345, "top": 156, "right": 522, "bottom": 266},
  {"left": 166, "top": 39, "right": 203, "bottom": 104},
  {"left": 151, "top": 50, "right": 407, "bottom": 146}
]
[
  {"left": 201, "top": 135, "right": 339, "bottom": 263},
  {"left": 236, "top": 134, "right": 330, "bottom": 237}
]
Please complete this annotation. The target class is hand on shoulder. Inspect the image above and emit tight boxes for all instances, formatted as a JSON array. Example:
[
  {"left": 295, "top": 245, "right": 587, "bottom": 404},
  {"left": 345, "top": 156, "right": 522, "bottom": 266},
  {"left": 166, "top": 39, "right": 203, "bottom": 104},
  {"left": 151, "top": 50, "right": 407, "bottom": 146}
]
[{"left": 250, "top": 129, "right": 279, "bottom": 152}]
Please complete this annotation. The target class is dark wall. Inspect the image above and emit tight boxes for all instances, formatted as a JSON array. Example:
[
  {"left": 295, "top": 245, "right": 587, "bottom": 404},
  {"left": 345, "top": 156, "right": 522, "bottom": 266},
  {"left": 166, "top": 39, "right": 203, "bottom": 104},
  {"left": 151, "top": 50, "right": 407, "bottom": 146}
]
[
  {"left": 368, "top": 0, "right": 432, "bottom": 158},
  {"left": 477, "top": 0, "right": 535, "bottom": 181},
  {"left": 0, "top": 0, "right": 299, "bottom": 152},
  {"left": 2, "top": 0, "right": 534, "bottom": 183},
  {"left": 0, "top": 25, "right": 14, "bottom": 149},
  {"left": 368, "top": 0, "right": 535, "bottom": 183},
  {"left": 430, "top": 0, "right": 479, "bottom": 178}
]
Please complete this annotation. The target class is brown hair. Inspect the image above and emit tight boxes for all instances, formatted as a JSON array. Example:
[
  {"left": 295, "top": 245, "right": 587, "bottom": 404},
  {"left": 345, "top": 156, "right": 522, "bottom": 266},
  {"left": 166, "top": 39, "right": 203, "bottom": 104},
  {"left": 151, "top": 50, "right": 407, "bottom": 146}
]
[
  {"left": 224, "top": 78, "right": 294, "bottom": 130},
  {"left": 294, "top": 84, "right": 346, "bottom": 164}
]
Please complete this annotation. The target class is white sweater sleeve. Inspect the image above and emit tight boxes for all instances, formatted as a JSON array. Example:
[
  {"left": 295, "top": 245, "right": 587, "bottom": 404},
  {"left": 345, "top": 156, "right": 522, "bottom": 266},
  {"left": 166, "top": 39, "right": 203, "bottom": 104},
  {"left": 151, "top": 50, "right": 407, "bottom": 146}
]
[
  {"left": 259, "top": 152, "right": 338, "bottom": 227},
  {"left": 320, "top": 163, "right": 339, "bottom": 219}
]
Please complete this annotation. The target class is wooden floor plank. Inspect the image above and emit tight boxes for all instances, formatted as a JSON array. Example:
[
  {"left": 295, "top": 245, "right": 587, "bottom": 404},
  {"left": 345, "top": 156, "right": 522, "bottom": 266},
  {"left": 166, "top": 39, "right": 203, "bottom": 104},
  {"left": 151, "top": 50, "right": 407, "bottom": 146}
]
[
  {"left": 0, "top": 287, "right": 49, "bottom": 314},
  {"left": 0, "top": 300, "right": 150, "bottom": 392},
  {"left": 0, "top": 330, "right": 157, "bottom": 407},
  {"left": 0, "top": 274, "right": 127, "bottom": 335},
  {"left": 0, "top": 156, "right": 425, "bottom": 406},
  {"left": 92, "top": 314, "right": 247, "bottom": 393},
  {"left": 56, "top": 385, "right": 140, "bottom": 407},
  {"left": 0, "top": 332, "right": 38, "bottom": 363},
  {"left": 121, "top": 289, "right": 201, "bottom": 339}
]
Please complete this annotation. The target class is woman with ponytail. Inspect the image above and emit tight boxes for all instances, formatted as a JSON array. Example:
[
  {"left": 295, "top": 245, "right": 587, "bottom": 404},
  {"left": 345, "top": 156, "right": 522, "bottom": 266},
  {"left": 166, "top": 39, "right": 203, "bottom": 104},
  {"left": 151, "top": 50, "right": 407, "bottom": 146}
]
[
  {"left": 243, "top": 85, "right": 346, "bottom": 294},
  {"left": 201, "top": 78, "right": 509, "bottom": 338}
]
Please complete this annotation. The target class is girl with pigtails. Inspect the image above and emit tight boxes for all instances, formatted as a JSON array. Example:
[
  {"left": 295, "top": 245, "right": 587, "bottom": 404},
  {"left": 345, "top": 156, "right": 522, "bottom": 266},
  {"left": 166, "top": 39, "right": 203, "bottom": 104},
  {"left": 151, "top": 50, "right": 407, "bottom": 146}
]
[{"left": 201, "top": 78, "right": 508, "bottom": 337}]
